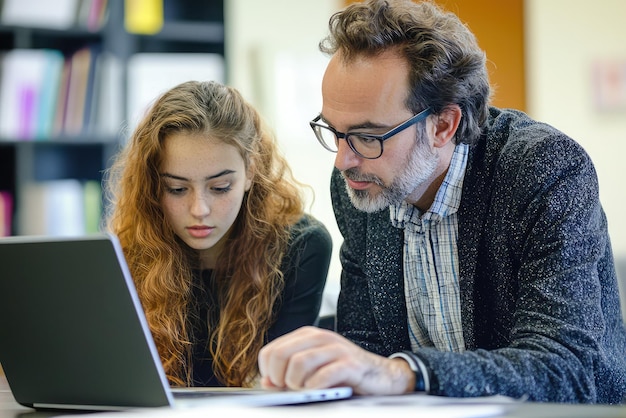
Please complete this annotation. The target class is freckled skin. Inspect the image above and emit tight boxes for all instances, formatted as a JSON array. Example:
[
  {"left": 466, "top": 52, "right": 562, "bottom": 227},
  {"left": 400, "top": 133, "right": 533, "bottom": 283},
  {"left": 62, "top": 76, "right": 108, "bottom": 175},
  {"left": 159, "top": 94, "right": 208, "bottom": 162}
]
[{"left": 160, "top": 133, "right": 252, "bottom": 269}]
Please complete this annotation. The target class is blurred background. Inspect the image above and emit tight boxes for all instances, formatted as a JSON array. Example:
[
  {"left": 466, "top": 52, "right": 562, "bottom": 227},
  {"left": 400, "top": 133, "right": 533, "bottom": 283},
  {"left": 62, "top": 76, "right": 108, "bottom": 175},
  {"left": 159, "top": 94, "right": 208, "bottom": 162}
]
[
  {"left": 228, "top": 0, "right": 626, "bottom": 317},
  {"left": 0, "top": 0, "right": 624, "bottom": 319}
]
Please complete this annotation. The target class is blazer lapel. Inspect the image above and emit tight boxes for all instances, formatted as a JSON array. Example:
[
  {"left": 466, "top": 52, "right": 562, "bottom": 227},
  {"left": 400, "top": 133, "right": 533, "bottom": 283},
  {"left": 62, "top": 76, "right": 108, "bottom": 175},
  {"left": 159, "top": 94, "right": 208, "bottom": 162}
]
[
  {"left": 457, "top": 130, "right": 499, "bottom": 349},
  {"left": 365, "top": 211, "right": 410, "bottom": 353}
]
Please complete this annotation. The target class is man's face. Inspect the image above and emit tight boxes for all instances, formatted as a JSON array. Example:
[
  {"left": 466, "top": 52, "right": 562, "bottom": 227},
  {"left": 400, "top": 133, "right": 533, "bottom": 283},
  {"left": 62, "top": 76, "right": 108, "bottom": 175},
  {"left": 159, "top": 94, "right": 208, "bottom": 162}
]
[{"left": 320, "top": 50, "right": 439, "bottom": 212}]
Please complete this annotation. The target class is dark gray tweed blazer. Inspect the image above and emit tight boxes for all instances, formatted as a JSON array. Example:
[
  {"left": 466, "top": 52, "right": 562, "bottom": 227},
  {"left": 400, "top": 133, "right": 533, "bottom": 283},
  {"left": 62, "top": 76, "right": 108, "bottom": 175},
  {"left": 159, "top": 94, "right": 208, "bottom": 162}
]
[{"left": 332, "top": 107, "right": 626, "bottom": 403}]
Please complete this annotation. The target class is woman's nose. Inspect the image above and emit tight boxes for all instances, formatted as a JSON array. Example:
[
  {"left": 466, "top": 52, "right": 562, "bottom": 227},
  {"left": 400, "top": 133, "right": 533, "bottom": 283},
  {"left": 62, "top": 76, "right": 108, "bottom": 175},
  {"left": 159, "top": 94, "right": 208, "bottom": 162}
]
[{"left": 190, "top": 192, "right": 211, "bottom": 218}]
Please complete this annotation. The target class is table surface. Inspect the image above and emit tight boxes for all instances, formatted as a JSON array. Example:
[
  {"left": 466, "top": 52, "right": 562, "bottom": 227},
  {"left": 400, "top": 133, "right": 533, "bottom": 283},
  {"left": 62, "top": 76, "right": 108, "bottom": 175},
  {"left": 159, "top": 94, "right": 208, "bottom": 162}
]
[{"left": 1, "top": 375, "right": 625, "bottom": 418}]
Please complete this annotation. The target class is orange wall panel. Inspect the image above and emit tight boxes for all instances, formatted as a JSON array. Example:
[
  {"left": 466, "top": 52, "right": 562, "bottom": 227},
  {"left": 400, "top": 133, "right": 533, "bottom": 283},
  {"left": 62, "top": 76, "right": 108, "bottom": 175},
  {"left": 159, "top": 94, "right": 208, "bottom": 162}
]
[{"left": 343, "top": 0, "right": 526, "bottom": 111}]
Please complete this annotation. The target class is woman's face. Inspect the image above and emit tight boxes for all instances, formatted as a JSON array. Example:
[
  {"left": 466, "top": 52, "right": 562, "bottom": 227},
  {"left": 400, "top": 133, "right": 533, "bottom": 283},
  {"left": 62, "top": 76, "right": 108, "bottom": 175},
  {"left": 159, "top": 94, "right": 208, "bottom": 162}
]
[{"left": 160, "top": 132, "right": 252, "bottom": 268}]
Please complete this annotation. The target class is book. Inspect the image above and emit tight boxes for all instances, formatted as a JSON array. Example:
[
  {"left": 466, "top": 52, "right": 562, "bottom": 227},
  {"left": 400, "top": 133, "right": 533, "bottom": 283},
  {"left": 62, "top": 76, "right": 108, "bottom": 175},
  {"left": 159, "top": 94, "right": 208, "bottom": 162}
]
[
  {"left": 76, "top": 0, "right": 109, "bottom": 31},
  {"left": 0, "top": 191, "right": 12, "bottom": 236},
  {"left": 52, "top": 57, "right": 73, "bottom": 137},
  {"left": 80, "top": 45, "right": 102, "bottom": 134},
  {"left": 63, "top": 46, "right": 97, "bottom": 136},
  {"left": 89, "top": 52, "right": 123, "bottom": 137},
  {"left": 87, "top": 0, "right": 109, "bottom": 31},
  {"left": 83, "top": 180, "right": 102, "bottom": 233},
  {"left": 18, "top": 180, "right": 103, "bottom": 236},
  {"left": 35, "top": 50, "right": 65, "bottom": 139},
  {"left": 0, "top": 49, "right": 58, "bottom": 140},
  {"left": 19, "top": 180, "right": 85, "bottom": 236},
  {"left": 124, "top": 0, "right": 163, "bottom": 35},
  {"left": 1, "top": 0, "right": 80, "bottom": 29}
]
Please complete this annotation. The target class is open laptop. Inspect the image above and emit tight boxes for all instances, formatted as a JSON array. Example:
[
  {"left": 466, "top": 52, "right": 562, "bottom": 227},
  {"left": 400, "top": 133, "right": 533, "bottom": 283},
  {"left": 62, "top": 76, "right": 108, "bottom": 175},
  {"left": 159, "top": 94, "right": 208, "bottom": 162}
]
[{"left": 0, "top": 234, "right": 352, "bottom": 411}]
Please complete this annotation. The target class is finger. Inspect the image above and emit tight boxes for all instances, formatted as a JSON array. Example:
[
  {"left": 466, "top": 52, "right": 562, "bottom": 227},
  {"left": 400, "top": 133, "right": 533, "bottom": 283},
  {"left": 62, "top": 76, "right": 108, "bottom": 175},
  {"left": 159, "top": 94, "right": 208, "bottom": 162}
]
[
  {"left": 259, "top": 375, "right": 281, "bottom": 389},
  {"left": 304, "top": 359, "right": 360, "bottom": 390},
  {"left": 258, "top": 329, "right": 306, "bottom": 387},
  {"left": 259, "top": 327, "right": 332, "bottom": 388},
  {"left": 282, "top": 342, "right": 343, "bottom": 389},
  {"left": 308, "top": 353, "right": 412, "bottom": 396},
  {"left": 281, "top": 334, "right": 361, "bottom": 390}
]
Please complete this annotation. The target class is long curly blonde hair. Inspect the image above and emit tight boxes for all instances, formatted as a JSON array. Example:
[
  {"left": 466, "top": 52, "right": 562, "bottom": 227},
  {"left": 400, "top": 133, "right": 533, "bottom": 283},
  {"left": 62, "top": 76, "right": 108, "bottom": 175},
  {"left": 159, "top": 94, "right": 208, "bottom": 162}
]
[{"left": 104, "top": 81, "right": 304, "bottom": 387}]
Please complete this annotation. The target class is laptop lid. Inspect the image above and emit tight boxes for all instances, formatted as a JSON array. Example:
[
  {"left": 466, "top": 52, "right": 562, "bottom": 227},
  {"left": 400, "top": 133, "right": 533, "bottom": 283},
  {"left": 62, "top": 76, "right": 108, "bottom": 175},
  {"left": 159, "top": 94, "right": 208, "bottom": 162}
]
[
  {"left": 0, "top": 234, "right": 352, "bottom": 411},
  {"left": 0, "top": 234, "right": 175, "bottom": 410}
]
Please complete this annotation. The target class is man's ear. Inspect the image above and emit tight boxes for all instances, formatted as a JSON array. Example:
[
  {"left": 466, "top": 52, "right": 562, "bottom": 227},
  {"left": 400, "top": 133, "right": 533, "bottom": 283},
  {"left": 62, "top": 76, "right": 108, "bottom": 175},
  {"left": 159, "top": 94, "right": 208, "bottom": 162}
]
[{"left": 431, "top": 104, "right": 462, "bottom": 148}]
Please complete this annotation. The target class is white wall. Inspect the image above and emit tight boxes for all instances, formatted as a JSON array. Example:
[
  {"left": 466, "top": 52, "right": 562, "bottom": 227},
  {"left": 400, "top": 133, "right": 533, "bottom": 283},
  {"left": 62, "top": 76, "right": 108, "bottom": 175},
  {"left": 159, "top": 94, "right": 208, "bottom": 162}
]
[
  {"left": 526, "top": 0, "right": 626, "bottom": 253},
  {"left": 227, "top": 0, "right": 626, "bottom": 316},
  {"left": 526, "top": 0, "right": 626, "bottom": 313},
  {"left": 225, "top": 0, "right": 343, "bottom": 316}
]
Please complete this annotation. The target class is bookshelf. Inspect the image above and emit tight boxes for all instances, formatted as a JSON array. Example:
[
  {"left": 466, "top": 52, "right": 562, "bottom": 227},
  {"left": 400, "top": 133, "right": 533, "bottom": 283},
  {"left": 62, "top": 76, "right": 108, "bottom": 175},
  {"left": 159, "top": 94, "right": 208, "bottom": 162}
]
[{"left": 0, "top": 0, "right": 225, "bottom": 236}]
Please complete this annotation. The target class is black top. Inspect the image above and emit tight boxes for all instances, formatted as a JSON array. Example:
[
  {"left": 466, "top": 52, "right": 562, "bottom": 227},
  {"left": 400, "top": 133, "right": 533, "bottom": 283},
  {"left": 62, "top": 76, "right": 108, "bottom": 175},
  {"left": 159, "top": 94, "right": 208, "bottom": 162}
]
[{"left": 189, "top": 214, "right": 332, "bottom": 386}]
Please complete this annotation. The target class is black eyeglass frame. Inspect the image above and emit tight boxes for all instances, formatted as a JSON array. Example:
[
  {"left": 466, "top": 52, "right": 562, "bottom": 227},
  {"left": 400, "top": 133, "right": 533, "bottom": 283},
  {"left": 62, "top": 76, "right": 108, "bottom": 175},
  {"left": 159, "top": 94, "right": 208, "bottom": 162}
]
[{"left": 309, "top": 107, "right": 432, "bottom": 159}]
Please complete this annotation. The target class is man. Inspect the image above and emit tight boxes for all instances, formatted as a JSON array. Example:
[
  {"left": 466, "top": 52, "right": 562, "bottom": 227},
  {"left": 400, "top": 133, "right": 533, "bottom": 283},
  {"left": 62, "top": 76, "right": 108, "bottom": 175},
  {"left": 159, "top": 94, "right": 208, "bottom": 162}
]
[{"left": 258, "top": 0, "right": 626, "bottom": 403}]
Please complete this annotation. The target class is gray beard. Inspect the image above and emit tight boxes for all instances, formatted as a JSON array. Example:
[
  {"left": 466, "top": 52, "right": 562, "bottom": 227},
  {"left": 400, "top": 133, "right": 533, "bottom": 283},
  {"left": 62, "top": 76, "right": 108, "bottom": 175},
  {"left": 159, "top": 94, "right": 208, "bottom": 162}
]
[{"left": 343, "top": 138, "right": 439, "bottom": 213}]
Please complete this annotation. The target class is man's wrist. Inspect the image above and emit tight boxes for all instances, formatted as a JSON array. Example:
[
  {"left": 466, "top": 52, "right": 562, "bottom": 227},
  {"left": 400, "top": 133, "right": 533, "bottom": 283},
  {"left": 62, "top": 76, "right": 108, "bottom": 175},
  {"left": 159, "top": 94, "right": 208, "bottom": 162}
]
[{"left": 388, "top": 351, "right": 429, "bottom": 393}]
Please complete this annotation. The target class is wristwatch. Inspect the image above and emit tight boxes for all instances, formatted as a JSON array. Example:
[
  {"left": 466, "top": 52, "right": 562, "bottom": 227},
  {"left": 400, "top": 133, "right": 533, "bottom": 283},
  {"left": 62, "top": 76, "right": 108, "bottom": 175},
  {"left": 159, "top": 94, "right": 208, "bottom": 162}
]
[{"left": 389, "top": 351, "right": 430, "bottom": 392}]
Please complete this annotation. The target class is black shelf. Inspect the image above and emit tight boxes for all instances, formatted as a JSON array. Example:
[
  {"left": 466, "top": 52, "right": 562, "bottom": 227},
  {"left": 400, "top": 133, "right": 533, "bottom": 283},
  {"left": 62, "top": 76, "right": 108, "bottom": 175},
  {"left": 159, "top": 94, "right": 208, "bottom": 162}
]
[
  {"left": 0, "top": 144, "right": 16, "bottom": 191},
  {"left": 31, "top": 142, "right": 114, "bottom": 182},
  {"left": 147, "top": 21, "right": 224, "bottom": 43}
]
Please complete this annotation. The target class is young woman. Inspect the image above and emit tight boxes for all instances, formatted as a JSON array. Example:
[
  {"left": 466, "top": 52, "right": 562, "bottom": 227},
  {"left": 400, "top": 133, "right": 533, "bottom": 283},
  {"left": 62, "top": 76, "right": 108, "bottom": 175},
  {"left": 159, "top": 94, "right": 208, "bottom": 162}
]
[{"left": 104, "top": 80, "right": 332, "bottom": 388}]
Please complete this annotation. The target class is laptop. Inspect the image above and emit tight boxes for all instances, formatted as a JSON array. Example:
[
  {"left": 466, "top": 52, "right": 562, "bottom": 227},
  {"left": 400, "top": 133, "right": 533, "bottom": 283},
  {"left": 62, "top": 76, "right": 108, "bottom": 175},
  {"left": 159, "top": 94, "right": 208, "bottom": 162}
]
[{"left": 0, "top": 233, "right": 352, "bottom": 411}]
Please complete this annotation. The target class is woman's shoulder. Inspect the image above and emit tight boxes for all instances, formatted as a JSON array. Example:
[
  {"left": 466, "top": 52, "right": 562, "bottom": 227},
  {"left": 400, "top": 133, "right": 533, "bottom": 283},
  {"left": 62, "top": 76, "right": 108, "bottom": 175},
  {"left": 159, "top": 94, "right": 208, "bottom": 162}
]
[
  {"left": 281, "top": 214, "right": 333, "bottom": 263},
  {"left": 289, "top": 213, "right": 331, "bottom": 243},
  {"left": 280, "top": 213, "right": 333, "bottom": 285}
]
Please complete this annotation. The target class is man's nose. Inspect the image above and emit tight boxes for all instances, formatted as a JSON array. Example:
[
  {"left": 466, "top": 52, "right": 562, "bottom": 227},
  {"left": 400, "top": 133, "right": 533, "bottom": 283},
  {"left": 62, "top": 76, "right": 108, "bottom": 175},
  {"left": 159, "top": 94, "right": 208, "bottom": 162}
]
[{"left": 334, "top": 139, "right": 361, "bottom": 172}]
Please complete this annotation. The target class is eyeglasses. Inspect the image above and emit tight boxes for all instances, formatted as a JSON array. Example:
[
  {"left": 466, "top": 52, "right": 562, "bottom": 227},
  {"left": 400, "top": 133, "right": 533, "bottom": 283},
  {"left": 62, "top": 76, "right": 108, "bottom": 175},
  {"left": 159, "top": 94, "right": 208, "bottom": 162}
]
[{"left": 309, "top": 107, "right": 431, "bottom": 159}]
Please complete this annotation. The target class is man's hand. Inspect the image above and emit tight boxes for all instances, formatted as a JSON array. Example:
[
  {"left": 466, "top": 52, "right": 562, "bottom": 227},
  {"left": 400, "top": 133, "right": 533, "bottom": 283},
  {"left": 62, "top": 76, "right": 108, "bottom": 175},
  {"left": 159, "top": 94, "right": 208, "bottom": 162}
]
[{"left": 258, "top": 326, "right": 415, "bottom": 395}]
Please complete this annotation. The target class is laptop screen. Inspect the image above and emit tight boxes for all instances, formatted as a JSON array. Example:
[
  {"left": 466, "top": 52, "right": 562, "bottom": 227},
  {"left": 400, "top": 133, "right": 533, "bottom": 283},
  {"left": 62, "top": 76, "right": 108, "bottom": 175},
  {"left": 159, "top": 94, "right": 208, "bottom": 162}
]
[{"left": 0, "top": 234, "right": 174, "bottom": 409}]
